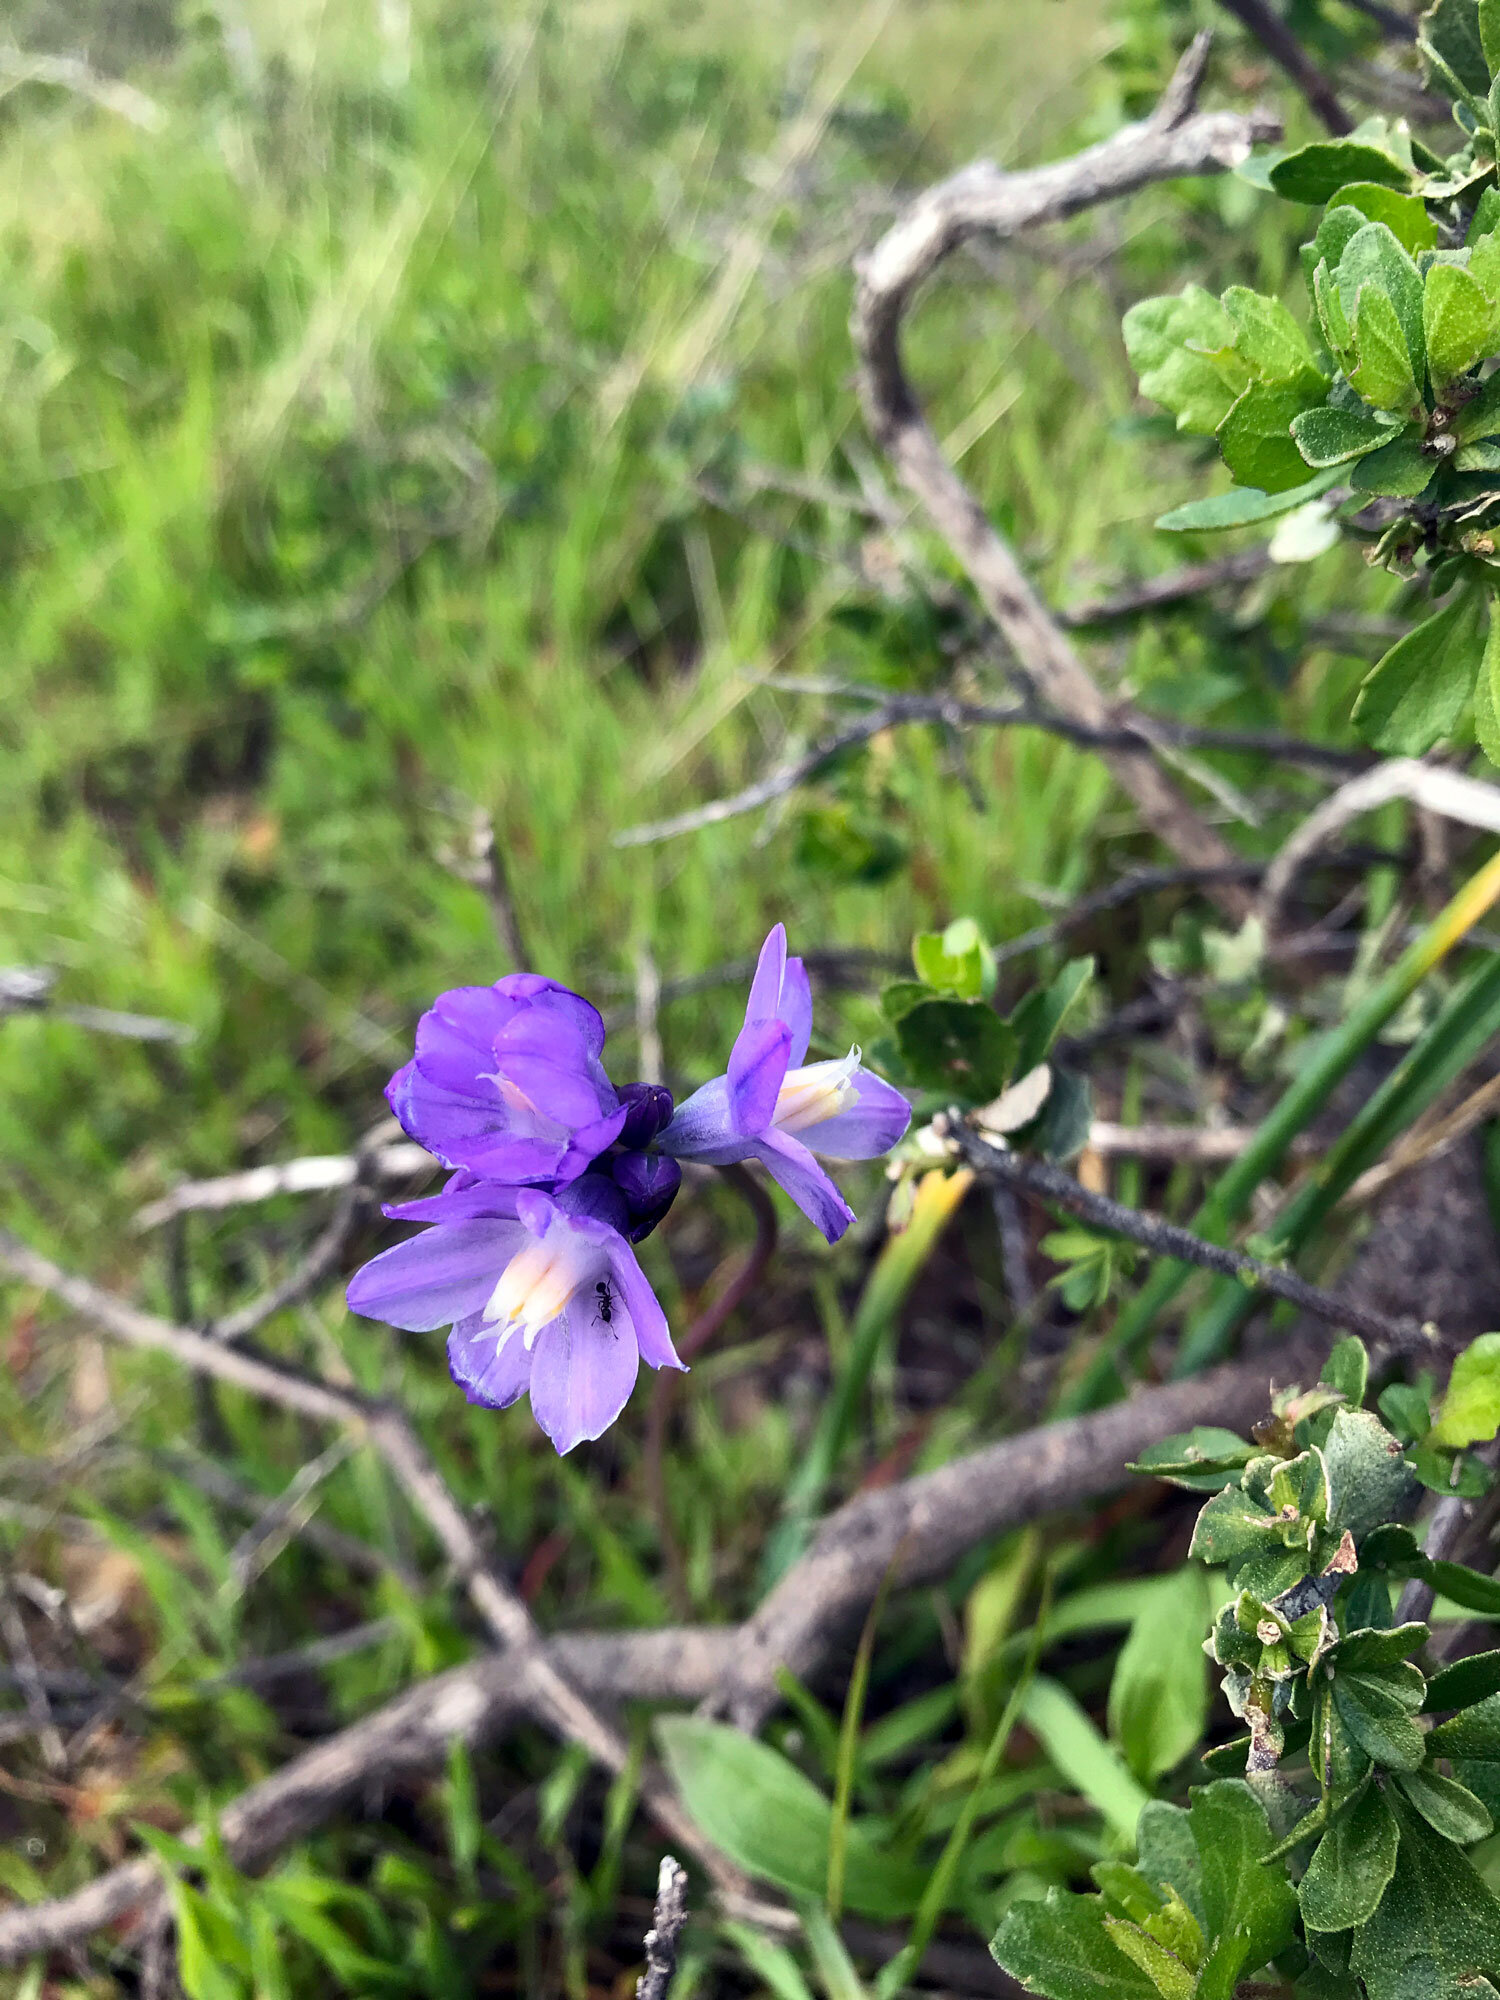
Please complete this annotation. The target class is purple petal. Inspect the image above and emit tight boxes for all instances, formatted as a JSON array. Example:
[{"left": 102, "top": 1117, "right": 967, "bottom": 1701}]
[
  {"left": 802, "top": 1069, "right": 912, "bottom": 1160},
  {"left": 727, "top": 1016, "right": 792, "bottom": 1136},
  {"left": 484, "top": 1049, "right": 617, "bottom": 1129},
  {"left": 782, "top": 955, "right": 813, "bottom": 1068},
  {"left": 659, "top": 1077, "right": 750, "bottom": 1165},
  {"left": 383, "top": 1177, "right": 520, "bottom": 1225},
  {"left": 528, "top": 1304, "right": 640, "bottom": 1453},
  {"left": 346, "top": 1220, "right": 524, "bottom": 1330},
  {"left": 448, "top": 1314, "right": 531, "bottom": 1409},
  {"left": 744, "top": 924, "right": 788, "bottom": 1026},
  {"left": 606, "top": 1241, "right": 684, "bottom": 1373},
  {"left": 752, "top": 1130, "right": 856, "bottom": 1243}
]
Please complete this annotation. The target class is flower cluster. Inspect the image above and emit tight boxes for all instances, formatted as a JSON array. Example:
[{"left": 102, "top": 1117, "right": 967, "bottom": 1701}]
[{"left": 347, "top": 926, "right": 910, "bottom": 1452}]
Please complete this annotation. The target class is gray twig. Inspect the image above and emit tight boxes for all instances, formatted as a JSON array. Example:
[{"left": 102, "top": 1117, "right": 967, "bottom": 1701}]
[
  {"left": 1, "top": 968, "right": 194, "bottom": 1046},
  {"left": 949, "top": 1124, "right": 1441, "bottom": 1359},
  {"left": 636, "top": 1856, "right": 690, "bottom": 2000}
]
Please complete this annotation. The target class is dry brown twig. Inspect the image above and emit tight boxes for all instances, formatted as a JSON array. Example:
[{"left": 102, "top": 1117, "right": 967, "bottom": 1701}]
[
  {"left": 850, "top": 31, "right": 1280, "bottom": 920},
  {"left": 636, "top": 1857, "right": 691, "bottom": 2000}
]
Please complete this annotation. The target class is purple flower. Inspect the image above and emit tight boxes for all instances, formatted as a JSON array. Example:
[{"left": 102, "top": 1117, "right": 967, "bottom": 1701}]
[
  {"left": 386, "top": 976, "right": 627, "bottom": 1187},
  {"left": 347, "top": 1175, "right": 684, "bottom": 1455},
  {"left": 660, "top": 924, "right": 911, "bottom": 1242}
]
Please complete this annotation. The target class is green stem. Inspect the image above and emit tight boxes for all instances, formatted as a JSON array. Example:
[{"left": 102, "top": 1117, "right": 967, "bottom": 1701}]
[{"left": 1062, "top": 846, "right": 1500, "bottom": 1414}]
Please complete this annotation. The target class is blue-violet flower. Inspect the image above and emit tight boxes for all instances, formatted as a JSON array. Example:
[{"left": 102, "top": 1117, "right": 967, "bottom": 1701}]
[{"left": 660, "top": 924, "right": 911, "bottom": 1242}]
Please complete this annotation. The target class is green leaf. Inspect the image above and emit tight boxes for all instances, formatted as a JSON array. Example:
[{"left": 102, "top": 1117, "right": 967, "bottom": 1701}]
[
  {"left": 1350, "top": 1788, "right": 1500, "bottom": 2000},
  {"left": 1271, "top": 143, "right": 1417, "bottom": 204},
  {"left": 1483, "top": 0, "right": 1500, "bottom": 73},
  {"left": 1332, "top": 1624, "right": 1428, "bottom": 1671},
  {"left": 1350, "top": 285, "right": 1422, "bottom": 412},
  {"left": 1322, "top": 1336, "right": 1370, "bottom": 1410},
  {"left": 1291, "top": 402, "right": 1402, "bottom": 467},
  {"left": 1123, "top": 288, "right": 1250, "bottom": 436},
  {"left": 1337, "top": 223, "right": 1426, "bottom": 379},
  {"left": 1478, "top": 603, "right": 1500, "bottom": 764},
  {"left": 1220, "top": 287, "right": 1326, "bottom": 391},
  {"left": 1011, "top": 957, "right": 1094, "bottom": 1074},
  {"left": 1433, "top": 1331, "right": 1500, "bottom": 1446},
  {"left": 1353, "top": 589, "right": 1487, "bottom": 753},
  {"left": 1429, "top": 1557, "right": 1500, "bottom": 1614},
  {"left": 1396, "top": 1763, "right": 1494, "bottom": 1841},
  {"left": 1128, "top": 1428, "right": 1258, "bottom": 1493},
  {"left": 895, "top": 996, "right": 1016, "bottom": 1101},
  {"left": 655, "top": 1718, "right": 924, "bottom": 1917},
  {"left": 1314, "top": 257, "right": 1354, "bottom": 361},
  {"left": 1153, "top": 471, "right": 1338, "bottom": 532},
  {"left": 1333, "top": 1666, "right": 1428, "bottom": 1770},
  {"left": 1137, "top": 1802, "right": 1208, "bottom": 1934},
  {"left": 1348, "top": 433, "right": 1436, "bottom": 497},
  {"left": 1328, "top": 183, "right": 1439, "bottom": 257},
  {"left": 1429, "top": 1688, "right": 1500, "bottom": 1757},
  {"left": 1427, "top": 1648, "right": 1500, "bottom": 1711},
  {"left": 1189, "top": 1483, "right": 1284, "bottom": 1580},
  {"left": 994, "top": 1890, "right": 1159, "bottom": 2000},
  {"left": 1299, "top": 1782, "right": 1400, "bottom": 1931},
  {"left": 1220, "top": 383, "right": 1327, "bottom": 492},
  {"left": 1426, "top": 263, "right": 1500, "bottom": 390},
  {"left": 1323, "top": 1407, "right": 1422, "bottom": 1543},
  {"left": 1102, "top": 1919, "right": 1195, "bottom": 2000},
  {"left": 1021, "top": 1678, "right": 1151, "bottom": 1839},
  {"left": 882, "top": 980, "right": 932, "bottom": 1024},
  {"left": 1423, "top": 0, "right": 1495, "bottom": 99},
  {"left": 913, "top": 917, "right": 991, "bottom": 1000},
  {"left": 1191, "top": 1782, "right": 1299, "bottom": 2000},
  {"left": 1108, "top": 1569, "right": 1211, "bottom": 1782},
  {"left": 1456, "top": 369, "right": 1500, "bottom": 441}
]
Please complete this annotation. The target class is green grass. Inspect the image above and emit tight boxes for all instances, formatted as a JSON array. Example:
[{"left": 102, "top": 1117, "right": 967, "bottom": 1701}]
[{"left": 0, "top": 0, "right": 1443, "bottom": 1992}]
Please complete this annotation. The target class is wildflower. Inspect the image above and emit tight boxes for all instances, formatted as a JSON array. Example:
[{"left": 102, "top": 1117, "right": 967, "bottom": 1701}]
[
  {"left": 386, "top": 976, "right": 626, "bottom": 1186},
  {"left": 661, "top": 924, "right": 911, "bottom": 1241},
  {"left": 347, "top": 1175, "right": 684, "bottom": 1454}
]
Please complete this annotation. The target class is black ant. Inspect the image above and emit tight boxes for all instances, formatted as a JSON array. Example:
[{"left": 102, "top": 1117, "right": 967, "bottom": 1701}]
[{"left": 594, "top": 1279, "right": 614, "bottom": 1326}]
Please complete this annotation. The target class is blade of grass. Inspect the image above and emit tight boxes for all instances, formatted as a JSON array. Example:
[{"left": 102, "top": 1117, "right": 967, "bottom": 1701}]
[
  {"left": 761, "top": 1168, "right": 973, "bottom": 1585},
  {"left": 872, "top": 1574, "right": 1054, "bottom": 2000},
  {"left": 1064, "top": 847, "right": 1500, "bottom": 1412},
  {"left": 1175, "top": 948, "right": 1500, "bottom": 1374},
  {"left": 827, "top": 1558, "right": 902, "bottom": 1920},
  {"left": 800, "top": 1900, "right": 872, "bottom": 2000}
]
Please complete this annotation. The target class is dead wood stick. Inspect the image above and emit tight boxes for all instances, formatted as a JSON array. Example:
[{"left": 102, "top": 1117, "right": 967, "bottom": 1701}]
[
  {"left": 851, "top": 33, "right": 1280, "bottom": 919},
  {"left": 1214, "top": 0, "right": 1353, "bottom": 132}
]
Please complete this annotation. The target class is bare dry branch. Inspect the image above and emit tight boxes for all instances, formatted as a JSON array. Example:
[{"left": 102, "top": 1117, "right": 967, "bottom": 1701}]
[
  {"left": 850, "top": 35, "right": 1280, "bottom": 918},
  {"left": 134, "top": 1143, "right": 433, "bottom": 1231},
  {"left": 636, "top": 1857, "right": 691, "bottom": 2000},
  {"left": 1214, "top": 0, "right": 1352, "bottom": 132}
]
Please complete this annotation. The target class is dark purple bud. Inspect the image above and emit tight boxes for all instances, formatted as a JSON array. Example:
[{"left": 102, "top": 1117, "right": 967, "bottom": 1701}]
[
  {"left": 610, "top": 1150, "right": 683, "bottom": 1242},
  {"left": 557, "top": 1172, "right": 631, "bottom": 1236},
  {"left": 617, "top": 1082, "right": 675, "bottom": 1149}
]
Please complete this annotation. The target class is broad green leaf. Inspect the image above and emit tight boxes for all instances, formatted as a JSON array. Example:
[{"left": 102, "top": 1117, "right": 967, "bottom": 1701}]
[
  {"left": 1429, "top": 1688, "right": 1500, "bottom": 1757},
  {"left": 1093, "top": 1861, "right": 1166, "bottom": 1926},
  {"left": 1102, "top": 1919, "right": 1195, "bottom": 2000},
  {"left": 1455, "top": 438, "right": 1500, "bottom": 470},
  {"left": 1350, "top": 285, "right": 1421, "bottom": 411},
  {"left": 881, "top": 980, "right": 930, "bottom": 1023},
  {"left": 1191, "top": 1782, "right": 1299, "bottom": 2000},
  {"left": 1337, "top": 223, "right": 1426, "bottom": 379},
  {"left": 1351, "top": 1789, "right": 1500, "bottom": 2000},
  {"left": 1188, "top": 1483, "right": 1284, "bottom": 1579},
  {"left": 1427, "top": 1648, "right": 1500, "bottom": 1711},
  {"left": 1299, "top": 1783, "right": 1400, "bottom": 1931},
  {"left": 1332, "top": 1624, "right": 1428, "bottom": 1671},
  {"left": 1108, "top": 1569, "right": 1211, "bottom": 1782},
  {"left": 1432, "top": 1331, "right": 1500, "bottom": 1446},
  {"left": 1220, "top": 287, "right": 1325, "bottom": 391},
  {"left": 1153, "top": 471, "right": 1338, "bottom": 532},
  {"left": 1270, "top": 143, "right": 1416, "bottom": 204},
  {"left": 1333, "top": 1667, "right": 1427, "bottom": 1770},
  {"left": 1456, "top": 369, "right": 1500, "bottom": 440},
  {"left": 1353, "top": 589, "right": 1487, "bottom": 752},
  {"left": 1291, "top": 402, "right": 1401, "bottom": 467},
  {"left": 1220, "top": 383, "right": 1325, "bottom": 493},
  {"left": 1426, "top": 263, "right": 1500, "bottom": 390},
  {"left": 1136, "top": 1801, "right": 1206, "bottom": 1933},
  {"left": 1472, "top": 184, "right": 1500, "bottom": 242},
  {"left": 913, "top": 917, "right": 991, "bottom": 1000},
  {"left": 894, "top": 996, "right": 1016, "bottom": 1102},
  {"left": 1323, "top": 1408, "right": 1421, "bottom": 1543},
  {"left": 655, "top": 1717, "right": 924, "bottom": 1917},
  {"left": 1021, "top": 1678, "right": 1151, "bottom": 1839},
  {"left": 1423, "top": 0, "right": 1494, "bottom": 99},
  {"left": 1123, "top": 289, "right": 1249, "bottom": 436},
  {"left": 1484, "top": 0, "right": 1500, "bottom": 73},
  {"left": 1314, "top": 258, "right": 1353, "bottom": 360},
  {"left": 994, "top": 1890, "right": 1158, "bottom": 2000},
  {"left": 1348, "top": 434, "right": 1435, "bottom": 497},
  {"left": 1397, "top": 1763, "right": 1494, "bottom": 1841},
  {"left": 1477, "top": 613, "right": 1500, "bottom": 764},
  {"left": 1326, "top": 182, "right": 1438, "bottom": 256}
]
